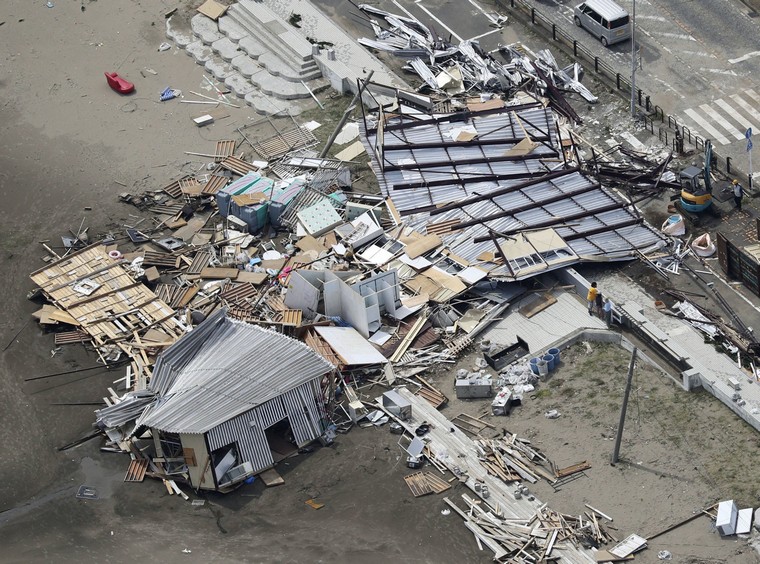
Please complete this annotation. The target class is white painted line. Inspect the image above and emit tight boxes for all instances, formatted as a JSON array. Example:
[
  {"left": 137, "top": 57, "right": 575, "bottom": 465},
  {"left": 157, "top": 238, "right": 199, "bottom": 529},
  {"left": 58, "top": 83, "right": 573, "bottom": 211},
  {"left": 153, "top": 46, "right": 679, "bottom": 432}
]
[
  {"left": 651, "top": 32, "right": 696, "bottom": 41},
  {"left": 715, "top": 98, "right": 758, "bottom": 136},
  {"left": 744, "top": 89, "right": 760, "bottom": 106},
  {"left": 635, "top": 15, "right": 668, "bottom": 22},
  {"left": 391, "top": 0, "right": 417, "bottom": 20},
  {"left": 466, "top": 0, "right": 499, "bottom": 25},
  {"left": 732, "top": 93, "right": 760, "bottom": 126},
  {"left": 698, "top": 67, "right": 739, "bottom": 77},
  {"left": 684, "top": 108, "right": 730, "bottom": 145},
  {"left": 729, "top": 51, "right": 760, "bottom": 64},
  {"left": 469, "top": 28, "right": 501, "bottom": 42},
  {"left": 412, "top": 0, "right": 463, "bottom": 42},
  {"left": 699, "top": 103, "right": 744, "bottom": 140},
  {"left": 681, "top": 50, "right": 717, "bottom": 59}
]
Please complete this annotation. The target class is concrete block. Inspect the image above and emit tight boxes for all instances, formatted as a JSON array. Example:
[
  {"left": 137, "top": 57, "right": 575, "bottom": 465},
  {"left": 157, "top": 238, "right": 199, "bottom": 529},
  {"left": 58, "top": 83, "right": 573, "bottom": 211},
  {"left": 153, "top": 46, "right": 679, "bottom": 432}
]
[
  {"left": 682, "top": 368, "right": 703, "bottom": 391},
  {"left": 716, "top": 500, "right": 738, "bottom": 536}
]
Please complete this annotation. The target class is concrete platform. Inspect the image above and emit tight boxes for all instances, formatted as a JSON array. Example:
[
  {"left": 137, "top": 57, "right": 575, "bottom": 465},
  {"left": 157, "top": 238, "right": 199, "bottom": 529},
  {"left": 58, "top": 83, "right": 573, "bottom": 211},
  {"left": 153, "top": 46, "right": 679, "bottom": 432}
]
[{"left": 191, "top": 13, "right": 224, "bottom": 45}]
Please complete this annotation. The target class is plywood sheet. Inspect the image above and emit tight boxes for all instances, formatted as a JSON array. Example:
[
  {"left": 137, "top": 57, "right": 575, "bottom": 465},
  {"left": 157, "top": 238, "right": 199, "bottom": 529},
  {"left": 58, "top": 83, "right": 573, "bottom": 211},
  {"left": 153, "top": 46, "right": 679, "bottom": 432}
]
[
  {"left": 314, "top": 326, "right": 387, "bottom": 365},
  {"left": 197, "top": 0, "right": 228, "bottom": 20}
]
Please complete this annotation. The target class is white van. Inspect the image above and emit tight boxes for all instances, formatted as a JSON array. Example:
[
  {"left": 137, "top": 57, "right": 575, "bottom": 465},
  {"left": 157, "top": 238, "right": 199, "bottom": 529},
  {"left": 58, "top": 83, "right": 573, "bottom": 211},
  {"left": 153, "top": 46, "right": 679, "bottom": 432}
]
[{"left": 573, "top": 0, "right": 631, "bottom": 47}]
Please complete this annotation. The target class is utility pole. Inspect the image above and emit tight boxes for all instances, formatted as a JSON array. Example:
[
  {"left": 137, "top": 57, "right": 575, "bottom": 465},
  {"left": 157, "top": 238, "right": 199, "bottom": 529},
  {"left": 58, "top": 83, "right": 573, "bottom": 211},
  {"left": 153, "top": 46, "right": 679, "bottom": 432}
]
[
  {"left": 630, "top": 0, "right": 636, "bottom": 118},
  {"left": 611, "top": 347, "right": 637, "bottom": 465}
]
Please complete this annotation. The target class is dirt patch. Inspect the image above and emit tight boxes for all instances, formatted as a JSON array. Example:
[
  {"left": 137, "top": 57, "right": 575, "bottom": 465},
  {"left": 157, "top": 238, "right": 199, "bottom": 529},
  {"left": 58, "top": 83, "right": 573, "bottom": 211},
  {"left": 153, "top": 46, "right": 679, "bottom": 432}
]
[{"left": 406, "top": 341, "right": 760, "bottom": 563}]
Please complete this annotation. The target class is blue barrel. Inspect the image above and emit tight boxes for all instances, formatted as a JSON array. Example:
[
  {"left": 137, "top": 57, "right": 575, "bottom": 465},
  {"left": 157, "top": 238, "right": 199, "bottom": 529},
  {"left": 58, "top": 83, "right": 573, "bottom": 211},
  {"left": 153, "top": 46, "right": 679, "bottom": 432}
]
[
  {"left": 543, "top": 353, "right": 556, "bottom": 372},
  {"left": 548, "top": 348, "right": 561, "bottom": 365},
  {"left": 529, "top": 357, "right": 540, "bottom": 375}
]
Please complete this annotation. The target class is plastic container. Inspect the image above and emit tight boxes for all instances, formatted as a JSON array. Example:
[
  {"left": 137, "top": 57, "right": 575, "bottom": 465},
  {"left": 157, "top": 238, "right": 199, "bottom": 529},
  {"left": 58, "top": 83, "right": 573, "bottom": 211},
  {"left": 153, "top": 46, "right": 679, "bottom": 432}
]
[
  {"left": 529, "top": 357, "right": 540, "bottom": 375},
  {"left": 537, "top": 360, "right": 549, "bottom": 377},
  {"left": 548, "top": 347, "right": 560, "bottom": 365},
  {"left": 543, "top": 353, "right": 556, "bottom": 372}
]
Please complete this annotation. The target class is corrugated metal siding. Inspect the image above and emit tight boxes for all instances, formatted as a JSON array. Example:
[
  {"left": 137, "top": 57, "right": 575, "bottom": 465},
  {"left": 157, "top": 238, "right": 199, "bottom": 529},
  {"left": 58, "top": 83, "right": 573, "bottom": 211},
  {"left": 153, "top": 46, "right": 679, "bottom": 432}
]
[
  {"left": 282, "top": 381, "right": 324, "bottom": 446},
  {"left": 207, "top": 407, "right": 274, "bottom": 475},
  {"left": 137, "top": 309, "right": 334, "bottom": 433},
  {"left": 255, "top": 396, "right": 287, "bottom": 429}
]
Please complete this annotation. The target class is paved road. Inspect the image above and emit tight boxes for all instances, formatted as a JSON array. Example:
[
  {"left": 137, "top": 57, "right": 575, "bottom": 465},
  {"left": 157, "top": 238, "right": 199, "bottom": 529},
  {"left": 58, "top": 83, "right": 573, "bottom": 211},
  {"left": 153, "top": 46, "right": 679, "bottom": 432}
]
[
  {"left": 321, "top": 0, "right": 760, "bottom": 179},
  {"left": 526, "top": 0, "right": 760, "bottom": 180}
]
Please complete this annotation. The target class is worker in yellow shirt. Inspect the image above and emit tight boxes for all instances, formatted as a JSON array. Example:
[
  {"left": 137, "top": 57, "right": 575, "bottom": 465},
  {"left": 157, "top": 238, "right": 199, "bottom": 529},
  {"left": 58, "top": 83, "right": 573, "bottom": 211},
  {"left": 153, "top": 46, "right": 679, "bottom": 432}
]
[{"left": 587, "top": 282, "right": 598, "bottom": 316}]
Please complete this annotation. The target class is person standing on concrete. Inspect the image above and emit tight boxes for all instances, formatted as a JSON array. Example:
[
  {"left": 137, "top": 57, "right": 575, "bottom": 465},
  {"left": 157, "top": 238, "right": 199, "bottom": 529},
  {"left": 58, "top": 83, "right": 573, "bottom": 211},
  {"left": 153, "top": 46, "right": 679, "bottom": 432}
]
[
  {"left": 587, "top": 282, "right": 598, "bottom": 316},
  {"left": 603, "top": 298, "right": 613, "bottom": 326},
  {"left": 733, "top": 179, "right": 744, "bottom": 212}
]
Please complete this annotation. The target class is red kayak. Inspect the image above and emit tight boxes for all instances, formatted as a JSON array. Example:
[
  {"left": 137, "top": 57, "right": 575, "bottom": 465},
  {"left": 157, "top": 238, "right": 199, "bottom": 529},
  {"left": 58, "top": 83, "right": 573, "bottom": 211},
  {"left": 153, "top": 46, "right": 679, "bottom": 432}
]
[{"left": 105, "top": 72, "right": 135, "bottom": 94}]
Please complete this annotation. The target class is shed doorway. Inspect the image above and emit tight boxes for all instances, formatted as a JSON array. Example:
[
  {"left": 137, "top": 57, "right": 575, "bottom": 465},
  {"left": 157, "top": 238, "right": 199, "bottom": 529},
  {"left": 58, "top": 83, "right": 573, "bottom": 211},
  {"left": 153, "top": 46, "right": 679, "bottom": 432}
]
[{"left": 265, "top": 418, "right": 298, "bottom": 462}]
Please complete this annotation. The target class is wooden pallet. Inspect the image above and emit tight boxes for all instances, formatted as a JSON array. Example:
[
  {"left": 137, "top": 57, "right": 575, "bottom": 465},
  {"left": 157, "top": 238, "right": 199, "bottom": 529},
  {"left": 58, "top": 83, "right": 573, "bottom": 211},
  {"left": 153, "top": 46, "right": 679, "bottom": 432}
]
[
  {"left": 403, "top": 471, "right": 451, "bottom": 497},
  {"left": 277, "top": 309, "right": 302, "bottom": 326},
  {"left": 220, "top": 282, "right": 259, "bottom": 304},
  {"left": 423, "top": 471, "right": 452, "bottom": 494},
  {"left": 252, "top": 126, "right": 316, "bottom": 160},
  {"left": 219, "top": 155, "right": 257, "bottom": 176},
  {"left": 214, "top": 140, "right": 236, "bottom": 161},
  {"left": 443, "top": 335, "right": 472, "bottom": 357},
  {"left": 404, "top": 472, "right": 434, "bottom": 497},
  {"left": 201, "top": 171, "right": 229, "bottom": 195},
  {"left": 142, "top": 252, "right": 180, "bottom": 268},
  {"left": 179, "top": 177, "right": 203, "bottom": 196},
  {"left": 54, "top": 330, "right": 91, "bottom": 345},
  {"left": 186, "top": 251, "right": 213, "bottom": 275},
  {"left": 124, "top": 458, "right": 148, "bottom": 482},
  {"left": 149, "top": 203, "right": 185, "bottom": 216},
  {"left": 160, "top": 175, "right": 193, "bottom": 199}
]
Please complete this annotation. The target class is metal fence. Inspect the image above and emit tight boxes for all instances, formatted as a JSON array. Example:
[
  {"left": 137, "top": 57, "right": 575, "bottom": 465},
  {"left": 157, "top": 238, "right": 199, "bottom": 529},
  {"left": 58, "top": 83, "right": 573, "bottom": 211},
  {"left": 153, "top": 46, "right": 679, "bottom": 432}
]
[{"left": 495, "top": 0, "right": 749, "bottom": 187}]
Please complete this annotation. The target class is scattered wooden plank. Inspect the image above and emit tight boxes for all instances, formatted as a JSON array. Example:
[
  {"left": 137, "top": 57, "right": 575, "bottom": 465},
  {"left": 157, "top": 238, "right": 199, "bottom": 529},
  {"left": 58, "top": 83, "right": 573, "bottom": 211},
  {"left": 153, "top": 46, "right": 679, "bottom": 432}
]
[
  {"left": 124, "top": 458, "right": 148, "bottom": 482},
  {"left": 258, "top": 468, "right": 285, "bottom": 487},
  {"left": 555, "top": 460, "right": 592, "bottom": 478}
]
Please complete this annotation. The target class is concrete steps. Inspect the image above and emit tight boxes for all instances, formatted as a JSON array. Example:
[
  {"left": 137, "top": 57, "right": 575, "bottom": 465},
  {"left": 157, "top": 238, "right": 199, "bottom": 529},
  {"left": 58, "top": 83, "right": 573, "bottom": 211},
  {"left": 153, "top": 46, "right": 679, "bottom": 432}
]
[
  {"left": 166, "top": 12, "right": 324, "bottom": 116},
  {"left": 223, "top": 4, "right": 321, "bottom": 81}
]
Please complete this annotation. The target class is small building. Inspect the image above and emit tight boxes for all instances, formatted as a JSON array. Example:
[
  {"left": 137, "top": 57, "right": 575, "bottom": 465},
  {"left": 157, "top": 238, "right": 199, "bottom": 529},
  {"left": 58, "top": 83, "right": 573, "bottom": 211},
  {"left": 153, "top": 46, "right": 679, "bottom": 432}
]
[{"left": 135, "top": 310, "right": 334, "bottom": 492}]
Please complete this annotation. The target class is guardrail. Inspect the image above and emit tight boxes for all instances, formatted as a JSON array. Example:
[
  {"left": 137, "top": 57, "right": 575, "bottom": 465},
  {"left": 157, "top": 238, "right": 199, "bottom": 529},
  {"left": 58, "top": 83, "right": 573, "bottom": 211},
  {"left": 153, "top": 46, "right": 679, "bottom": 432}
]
[{"left": 495, "top": 0, "right": 750, "bottom": 188}]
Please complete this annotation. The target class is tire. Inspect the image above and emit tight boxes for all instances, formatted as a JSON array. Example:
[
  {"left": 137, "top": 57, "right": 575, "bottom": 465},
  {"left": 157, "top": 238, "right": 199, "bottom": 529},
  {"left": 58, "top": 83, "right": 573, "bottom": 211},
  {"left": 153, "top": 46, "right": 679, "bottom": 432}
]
[
  {"left": 574, "top": 16, "right": 581, "bottom": 27},
  {"left": 601, "top": 36, "right": 609, "bottom": 47}
]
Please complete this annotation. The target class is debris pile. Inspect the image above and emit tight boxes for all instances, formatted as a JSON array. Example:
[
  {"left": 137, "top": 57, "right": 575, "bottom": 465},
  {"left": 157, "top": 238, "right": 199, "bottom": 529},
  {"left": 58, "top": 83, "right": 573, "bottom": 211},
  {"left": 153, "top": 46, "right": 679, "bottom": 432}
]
[{"left": 356, "top": 5, "right": 596, "bottom": 122}]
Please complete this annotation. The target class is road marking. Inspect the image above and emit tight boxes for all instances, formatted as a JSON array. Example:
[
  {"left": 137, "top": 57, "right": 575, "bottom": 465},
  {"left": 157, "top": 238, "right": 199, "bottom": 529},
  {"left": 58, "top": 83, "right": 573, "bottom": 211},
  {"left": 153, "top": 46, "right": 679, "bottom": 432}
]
[
  {"left": 635, "top": 15, "right": 668, "bottom": 22},
  {"left": 651, "top": 32, "right": 696, "bottom": 41},
  {"left": 469, "top": 28, "right": 502, "bottom": 42},
  {"left": 698, "top": 67, "right": 739, "bottom": 77},
  {"left": 684, "top": 108, "right": 729, "bottom": 145},
  {"left": 412, "top": 0, "right": 463, "bottom": 42},
  {"left": 681, "top": 50, "right": 717, "bottom": 59},
  {"left": 465, "top": 0, "right": 500, "bottom": 26},
  {"left": 699, "top": 104, "right": 744, "bottom": 140},
  {"left": 729, "top": 51, "right": 760, "bottom": 64},
  {"left": 744, "top": 89, "right": 760, "bottom": 106},
  {"left": 390, "top": 0, "right": 417, "bottom": 20},
  {"left": 714, "top": 99, "right": 758, "bottom": 137}
]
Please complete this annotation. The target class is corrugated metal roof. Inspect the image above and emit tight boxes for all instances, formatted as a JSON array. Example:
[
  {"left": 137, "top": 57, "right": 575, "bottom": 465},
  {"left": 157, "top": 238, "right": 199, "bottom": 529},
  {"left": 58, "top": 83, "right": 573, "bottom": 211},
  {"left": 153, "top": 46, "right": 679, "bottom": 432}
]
[
  {"left": 136, "top": 310, "right": 334, "bottom": 434},
  {"left": 359, "top": 102, "right": 663, "bottom": 280}
]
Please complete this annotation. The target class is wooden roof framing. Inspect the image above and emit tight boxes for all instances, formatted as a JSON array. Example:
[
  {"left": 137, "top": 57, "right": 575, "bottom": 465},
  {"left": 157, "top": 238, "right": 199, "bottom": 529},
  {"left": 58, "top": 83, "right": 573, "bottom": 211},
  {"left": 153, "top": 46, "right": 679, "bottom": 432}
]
[{"left": 30, "top": 244, "right": 183, "bottom": 352}]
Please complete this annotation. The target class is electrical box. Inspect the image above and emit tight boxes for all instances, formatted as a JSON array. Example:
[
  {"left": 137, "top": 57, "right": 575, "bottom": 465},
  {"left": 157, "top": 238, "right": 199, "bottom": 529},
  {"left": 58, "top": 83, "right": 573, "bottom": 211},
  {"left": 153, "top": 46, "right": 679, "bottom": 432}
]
[
  {"left": 382, "top": 390, "right": 412, "bottom": 421},
  {"left": 455, "top": 376, "right": 493, "bottom": 399}
]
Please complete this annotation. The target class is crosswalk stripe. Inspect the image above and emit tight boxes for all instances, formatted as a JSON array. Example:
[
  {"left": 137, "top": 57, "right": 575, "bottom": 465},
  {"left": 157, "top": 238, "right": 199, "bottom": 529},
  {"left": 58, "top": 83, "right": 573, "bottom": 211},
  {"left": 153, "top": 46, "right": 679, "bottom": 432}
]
[
  {"left": 744, "top": 89, "right": 760, "bottom": 106},
  {"left": 684, "top": 108, "right": 730, "bottom": 145},
  {"left": 699, "top": 104, "right": 744, "bottom": 140},
  {"left": 715, "top": 99, "right": 757, "bottom": 137},
  {"left": 731, "top": 94, "right": 760, "bottom": 127}
]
